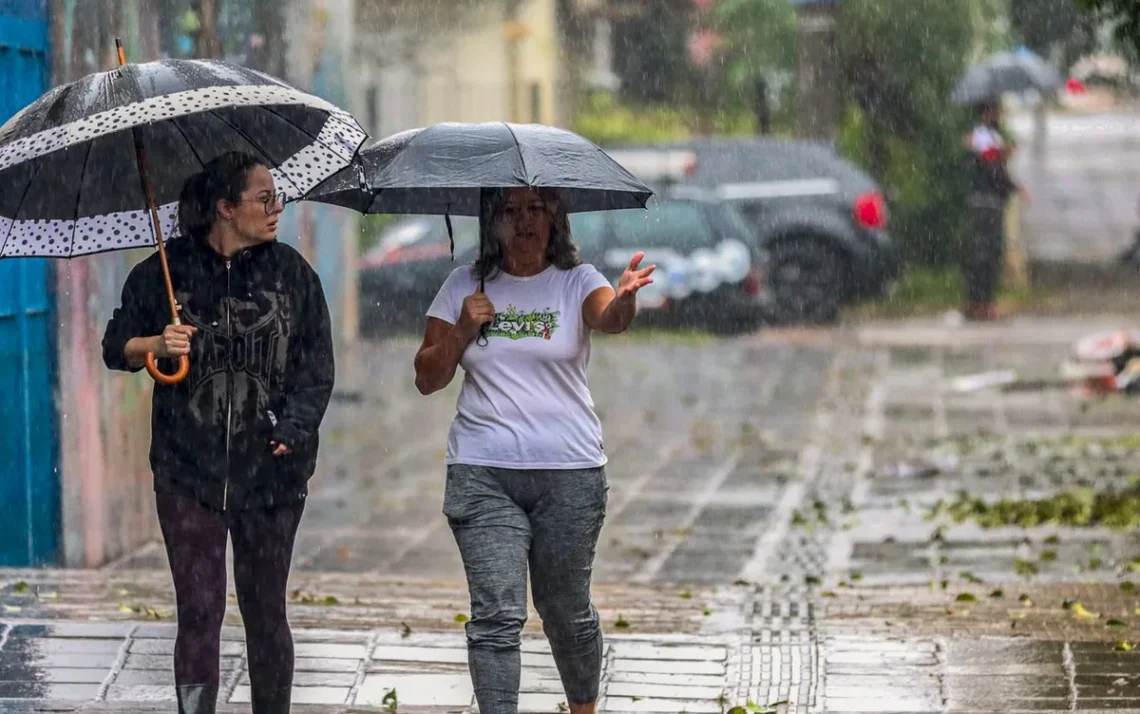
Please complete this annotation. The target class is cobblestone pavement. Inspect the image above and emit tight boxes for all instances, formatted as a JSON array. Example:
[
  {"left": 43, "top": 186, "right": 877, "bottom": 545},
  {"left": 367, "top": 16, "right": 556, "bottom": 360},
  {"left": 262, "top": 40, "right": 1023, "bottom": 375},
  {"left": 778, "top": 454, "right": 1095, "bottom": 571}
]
[{"left": 7, "top": 317, "right": 1140, "bottom": 712}]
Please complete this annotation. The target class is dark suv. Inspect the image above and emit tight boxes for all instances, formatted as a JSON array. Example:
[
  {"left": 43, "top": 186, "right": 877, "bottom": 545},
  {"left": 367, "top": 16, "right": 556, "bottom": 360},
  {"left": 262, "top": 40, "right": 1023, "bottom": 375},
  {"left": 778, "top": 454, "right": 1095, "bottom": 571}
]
[
  {"left": 610, "top": 139, "right": 902, "bottom": 324},
  {"left": 357, "top": 193, "right": 768, "bottom": 336}
]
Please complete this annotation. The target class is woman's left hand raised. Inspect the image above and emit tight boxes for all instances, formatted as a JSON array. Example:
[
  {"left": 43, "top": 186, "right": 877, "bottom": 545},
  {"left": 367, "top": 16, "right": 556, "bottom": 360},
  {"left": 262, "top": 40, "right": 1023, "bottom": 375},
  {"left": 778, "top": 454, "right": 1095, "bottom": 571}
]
[{"left": 616, "top": 252, "right": 656, "bottom": 300}]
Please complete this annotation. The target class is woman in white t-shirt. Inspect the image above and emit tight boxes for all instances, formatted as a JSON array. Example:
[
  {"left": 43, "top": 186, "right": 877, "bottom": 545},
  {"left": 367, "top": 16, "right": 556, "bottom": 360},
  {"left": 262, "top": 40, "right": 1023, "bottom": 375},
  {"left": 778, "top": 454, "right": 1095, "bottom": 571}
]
[{"left": 413, "top": 187, "right": 655, "bottom": 714}]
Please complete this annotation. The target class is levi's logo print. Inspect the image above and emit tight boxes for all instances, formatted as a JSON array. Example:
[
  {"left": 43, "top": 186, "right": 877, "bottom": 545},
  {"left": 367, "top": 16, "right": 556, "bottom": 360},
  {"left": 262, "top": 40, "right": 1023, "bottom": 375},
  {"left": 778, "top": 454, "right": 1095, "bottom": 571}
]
[{"left": 485, "top": 305, "right": 560, "bottom": 341}]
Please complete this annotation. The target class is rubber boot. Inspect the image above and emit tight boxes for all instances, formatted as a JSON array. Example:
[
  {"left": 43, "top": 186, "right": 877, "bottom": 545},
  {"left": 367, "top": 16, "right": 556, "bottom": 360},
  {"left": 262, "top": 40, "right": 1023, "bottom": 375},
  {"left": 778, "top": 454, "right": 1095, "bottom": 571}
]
[
  {"left": 176, "top": 684, "right": 218, "bottom": 714},
  {"left": 251, "top": 686, "right": 292, "bottom": 714}
]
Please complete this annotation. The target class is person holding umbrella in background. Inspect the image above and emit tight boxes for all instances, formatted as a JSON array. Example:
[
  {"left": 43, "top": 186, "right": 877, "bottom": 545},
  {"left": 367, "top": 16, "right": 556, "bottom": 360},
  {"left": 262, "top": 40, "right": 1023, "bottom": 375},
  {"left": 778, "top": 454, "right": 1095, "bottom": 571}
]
[{"left": 960, "top": 100, "right": 1028, "bottom": 321}]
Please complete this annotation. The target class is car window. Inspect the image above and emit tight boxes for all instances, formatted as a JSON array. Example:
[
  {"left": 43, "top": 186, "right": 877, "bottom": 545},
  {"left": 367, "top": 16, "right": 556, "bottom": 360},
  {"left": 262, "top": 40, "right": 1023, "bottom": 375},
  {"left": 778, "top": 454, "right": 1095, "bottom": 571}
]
[
  {"left": 609, "top": 201, "right": 713, "bottom": 251},
  {"left": 569, "top": 212, "right": 607, "bottom": 249},
  {"left": 715, "top": 202, "right": 758, "bottom": 242}
]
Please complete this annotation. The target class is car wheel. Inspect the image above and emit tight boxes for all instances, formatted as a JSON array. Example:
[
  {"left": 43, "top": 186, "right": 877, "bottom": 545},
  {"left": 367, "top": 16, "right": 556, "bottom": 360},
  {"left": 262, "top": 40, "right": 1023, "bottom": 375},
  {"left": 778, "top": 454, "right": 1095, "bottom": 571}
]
[{"left": 766, "top": 238, "right": 846, "bottom": 325}]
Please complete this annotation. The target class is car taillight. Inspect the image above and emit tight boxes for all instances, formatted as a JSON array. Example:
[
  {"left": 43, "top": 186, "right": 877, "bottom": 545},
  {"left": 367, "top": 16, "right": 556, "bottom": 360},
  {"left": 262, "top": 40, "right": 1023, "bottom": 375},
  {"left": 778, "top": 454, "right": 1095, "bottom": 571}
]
[
  {"left": 742, "top": 267, "right": 763, "bottom": 296},
  {"left": 854, "top": 192, "right": 888, "bottom": 230}
]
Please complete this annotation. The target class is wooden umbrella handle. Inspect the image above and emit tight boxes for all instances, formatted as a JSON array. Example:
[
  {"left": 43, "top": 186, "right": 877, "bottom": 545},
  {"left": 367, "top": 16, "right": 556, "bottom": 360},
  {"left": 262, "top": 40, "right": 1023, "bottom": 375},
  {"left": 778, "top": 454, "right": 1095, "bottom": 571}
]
[{"left": 145, "top": 353, "right": 190, "bottom": 385}]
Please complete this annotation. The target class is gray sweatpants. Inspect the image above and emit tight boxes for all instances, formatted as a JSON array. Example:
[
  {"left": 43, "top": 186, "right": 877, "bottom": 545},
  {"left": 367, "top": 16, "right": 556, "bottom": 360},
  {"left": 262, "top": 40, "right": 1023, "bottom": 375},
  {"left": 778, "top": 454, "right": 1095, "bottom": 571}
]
[{"left": 443, "top": 464, "right": 608, "bottom": 714}]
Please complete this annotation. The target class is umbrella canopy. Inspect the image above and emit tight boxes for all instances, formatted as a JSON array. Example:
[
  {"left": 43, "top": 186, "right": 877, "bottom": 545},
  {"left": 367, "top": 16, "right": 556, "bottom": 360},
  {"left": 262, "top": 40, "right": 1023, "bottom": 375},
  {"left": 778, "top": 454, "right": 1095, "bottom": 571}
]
[
  {"left": 0, "top": 57, "right": 367, "bottom": 258},
  {"left": 951, "top": 50, "right": 1064, "bottom": 105},
  {"left": 307, "top": 121, "right": 653, "bottom": 216}
]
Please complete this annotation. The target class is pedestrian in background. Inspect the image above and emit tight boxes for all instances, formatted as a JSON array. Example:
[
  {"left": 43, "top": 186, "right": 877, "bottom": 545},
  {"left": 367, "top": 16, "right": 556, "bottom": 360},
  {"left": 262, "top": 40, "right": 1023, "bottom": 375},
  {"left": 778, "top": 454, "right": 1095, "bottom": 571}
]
[{"left": 961, "top": 100, "right": 1026, "bottom": 321}]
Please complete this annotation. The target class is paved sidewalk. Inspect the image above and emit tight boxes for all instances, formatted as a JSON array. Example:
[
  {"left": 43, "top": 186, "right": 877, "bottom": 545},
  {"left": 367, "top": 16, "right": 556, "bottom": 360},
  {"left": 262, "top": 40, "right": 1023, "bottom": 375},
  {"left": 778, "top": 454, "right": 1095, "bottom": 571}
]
[{"left": 7, "top": 318, "right": 1140, "bottom": 712}]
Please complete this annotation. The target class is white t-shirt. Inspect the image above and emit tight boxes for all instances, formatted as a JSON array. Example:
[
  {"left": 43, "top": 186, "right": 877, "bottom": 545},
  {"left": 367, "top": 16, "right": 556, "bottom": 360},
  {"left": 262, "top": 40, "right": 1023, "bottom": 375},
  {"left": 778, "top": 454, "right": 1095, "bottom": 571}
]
[{"left": 426, "top": 263, "right": 613, "bottom": 469}]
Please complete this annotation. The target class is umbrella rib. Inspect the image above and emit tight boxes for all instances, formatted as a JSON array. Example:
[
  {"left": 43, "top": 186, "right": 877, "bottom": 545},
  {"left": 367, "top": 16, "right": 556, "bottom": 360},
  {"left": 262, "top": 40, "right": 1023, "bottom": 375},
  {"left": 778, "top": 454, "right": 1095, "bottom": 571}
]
[
  {"left": 66, "top": 139, "right": 99, "bottom": 259},
  {"left": 204, "top": 105, "right": 303, "bottom": 196},
  {"left": 502, "top": 122, "right": 529, "bottom": 187},
  {"left": 203, "top": 108, "right": 303, "bottom": 197},
  {"left": 167, "top": 117, "right": 209, "bottom": 175}
]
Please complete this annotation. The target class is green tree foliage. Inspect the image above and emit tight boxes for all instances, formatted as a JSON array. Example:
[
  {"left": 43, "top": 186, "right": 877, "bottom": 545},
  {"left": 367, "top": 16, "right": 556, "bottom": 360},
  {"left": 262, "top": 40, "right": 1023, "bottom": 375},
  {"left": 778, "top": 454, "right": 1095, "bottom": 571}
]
[
  {"left": 709, "top": 0, "right": 797, "bottom": 117},
  {"left": 1075, "top": 0, "right": 1140, "bottom": 56},
  {"left": 1010, "top": 0, "right": 1097, "bottom": 66},
  {"left": 836, "top": 0, "right": 980, "bottom": 265}
]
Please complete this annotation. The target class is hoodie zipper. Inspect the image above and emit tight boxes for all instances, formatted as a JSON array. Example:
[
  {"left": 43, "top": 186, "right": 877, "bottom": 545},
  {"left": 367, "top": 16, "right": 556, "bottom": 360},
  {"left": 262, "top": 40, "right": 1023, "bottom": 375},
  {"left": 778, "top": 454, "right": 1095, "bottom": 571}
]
[{"left": 223, "top": 259, "right": 232, "bottom": 511}]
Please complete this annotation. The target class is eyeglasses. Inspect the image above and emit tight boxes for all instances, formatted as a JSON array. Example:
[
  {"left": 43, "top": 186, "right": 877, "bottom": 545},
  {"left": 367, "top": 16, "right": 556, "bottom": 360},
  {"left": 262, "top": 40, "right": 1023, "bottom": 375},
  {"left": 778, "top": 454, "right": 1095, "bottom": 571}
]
[{"left": 242, "top": 191, "right": 286, "bottom": 215}]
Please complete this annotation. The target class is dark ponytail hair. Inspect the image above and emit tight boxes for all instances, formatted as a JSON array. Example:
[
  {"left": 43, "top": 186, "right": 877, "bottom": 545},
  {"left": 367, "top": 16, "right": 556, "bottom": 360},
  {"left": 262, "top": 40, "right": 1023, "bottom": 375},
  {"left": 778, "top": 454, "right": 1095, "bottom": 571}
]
[{"left": 177, "top": 151, "right": 266, "bottom": 242}]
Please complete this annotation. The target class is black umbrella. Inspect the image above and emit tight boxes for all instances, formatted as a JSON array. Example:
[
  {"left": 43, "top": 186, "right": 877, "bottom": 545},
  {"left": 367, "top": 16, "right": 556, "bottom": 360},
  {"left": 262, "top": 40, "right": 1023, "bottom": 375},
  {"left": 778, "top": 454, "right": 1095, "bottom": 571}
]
[
  {"left": 308, "top": 121, "right": 652, "bottom": 217},
  {"left": 951, "top": 50, "right": 1064, "bottom": 105},
  {"left": 0, "top": 41, "right": 367, "bottom": 384},
  {"left": 308, "top": 121, "right": 652, "bottom": 301}
]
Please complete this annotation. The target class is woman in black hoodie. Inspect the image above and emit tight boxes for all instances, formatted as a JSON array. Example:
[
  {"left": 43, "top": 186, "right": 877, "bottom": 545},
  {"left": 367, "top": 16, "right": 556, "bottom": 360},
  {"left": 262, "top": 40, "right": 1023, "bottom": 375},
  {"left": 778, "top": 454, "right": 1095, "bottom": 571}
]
[{"left": 102, "top": 152, "right": 335, "bottom": 714}]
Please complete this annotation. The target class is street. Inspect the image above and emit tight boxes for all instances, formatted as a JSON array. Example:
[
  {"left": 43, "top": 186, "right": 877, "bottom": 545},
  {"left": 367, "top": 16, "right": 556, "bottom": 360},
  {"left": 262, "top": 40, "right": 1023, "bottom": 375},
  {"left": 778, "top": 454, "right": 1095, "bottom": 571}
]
[{"left": 5, "top": 316, "right": 1140, "bottom": 712}]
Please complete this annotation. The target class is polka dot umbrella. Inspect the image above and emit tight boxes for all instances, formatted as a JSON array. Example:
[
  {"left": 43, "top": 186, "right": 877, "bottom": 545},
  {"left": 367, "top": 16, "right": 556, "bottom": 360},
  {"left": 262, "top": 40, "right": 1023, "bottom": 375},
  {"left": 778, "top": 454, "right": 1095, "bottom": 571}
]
[{"left": 0, "top": 40, "right": 367, "bottom": 384}]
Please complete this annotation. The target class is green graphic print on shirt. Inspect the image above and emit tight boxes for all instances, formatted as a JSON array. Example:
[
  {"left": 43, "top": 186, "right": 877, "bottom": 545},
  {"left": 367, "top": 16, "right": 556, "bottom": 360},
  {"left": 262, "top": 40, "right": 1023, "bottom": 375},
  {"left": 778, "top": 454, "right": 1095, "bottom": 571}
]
[{"left": 485, "top": 305, "right": 560, "bottom": 341}]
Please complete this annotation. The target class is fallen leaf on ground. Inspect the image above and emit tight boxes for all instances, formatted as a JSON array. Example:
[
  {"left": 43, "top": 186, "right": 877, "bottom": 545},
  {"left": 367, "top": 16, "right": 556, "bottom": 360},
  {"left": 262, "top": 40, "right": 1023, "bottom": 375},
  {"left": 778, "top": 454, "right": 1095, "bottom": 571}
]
[
  {"left": 1116, "top": 640, "right": 1135, "bottom": 651},
  {"left": 1121, "top": 582, "right": 1136, "bottom": 593},
  {"left": 12, "top": 581, "right": 29, "bottom": 594},
  {"left": 956, "top": 593, "right": 977, "bottom": 602},
  {"left": 615, "top": 615, "right": 630, "bottom": 630},
  {"left": 454, "top": 614, "right": 469, "bottom": 624},
  {"left": 1106, "top": 619, "right": 1128, "bottom": 629},
  {"left": 1071, "top": 602, "right": 1100, "bottom": 620},
  {"left": 989, "top": 589, "right": 1005, "bottom": 598}
]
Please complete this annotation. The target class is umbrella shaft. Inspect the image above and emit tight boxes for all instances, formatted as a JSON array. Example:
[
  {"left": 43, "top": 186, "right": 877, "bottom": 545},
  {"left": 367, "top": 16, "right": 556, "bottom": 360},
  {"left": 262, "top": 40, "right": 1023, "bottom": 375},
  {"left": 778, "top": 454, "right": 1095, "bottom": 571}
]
[{"left": 116, "top": 38, "right": 180, "bottom": 324}]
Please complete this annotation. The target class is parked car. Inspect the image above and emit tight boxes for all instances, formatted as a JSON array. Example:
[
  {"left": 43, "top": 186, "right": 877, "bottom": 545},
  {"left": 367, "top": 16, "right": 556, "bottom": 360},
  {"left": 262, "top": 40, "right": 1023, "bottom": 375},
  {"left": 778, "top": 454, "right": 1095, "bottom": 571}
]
[
  {"left": 357, "top": 192, "right": 769, "bottom": 336},
  {"left": 608, "top": 139, "right": 902, "bottom": 324}
]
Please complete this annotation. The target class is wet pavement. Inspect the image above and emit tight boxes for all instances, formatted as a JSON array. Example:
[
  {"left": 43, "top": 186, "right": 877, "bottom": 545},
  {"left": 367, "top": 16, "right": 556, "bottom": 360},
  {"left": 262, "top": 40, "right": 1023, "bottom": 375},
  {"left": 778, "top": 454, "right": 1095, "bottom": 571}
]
[{"left": 6, "top": 316, "right": 1140, "bottom": 712}]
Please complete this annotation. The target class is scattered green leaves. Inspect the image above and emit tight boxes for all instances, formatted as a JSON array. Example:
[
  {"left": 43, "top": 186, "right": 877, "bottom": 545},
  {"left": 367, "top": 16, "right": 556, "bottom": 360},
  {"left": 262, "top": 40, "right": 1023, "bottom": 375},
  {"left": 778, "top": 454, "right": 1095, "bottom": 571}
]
[
  {"left": 989, "top": 589, "right": 1005, "bottom": 598},
  {"left": 1019, "top": 594, "right": 1034, "bottom": 606},
  {"left": 1040, "top": 550, "right": 1058, "bottom": 563},
  {"left": 381, "top": 688, "right": 398, "bottom": 713},
  {"left": 931, "top": 487, "right": 1140, "bottom": 530},
  {"left": 454, "top": 613, "right": 470, "bottom": 624},
  {"left": 679, "top": 590, "right": 693, "bottom": 600},
  {"left": 1107, "top": 619, "right": 1128, "bottom": 629},
  {"left": 955, "top": 592, "right": 977, "bottom": 602},
  {"left": 615, "top": 615, "right": 630, "bottom": 630},
  {"left": 1116, "top": 640, "right": 1135, "bottom": 651},
  {"left": 1015, "top": 559, "right": 1039, "bottom": 577},
  {"left": 399, "top": 622, "right": 412, "bottom": 639},
  {"left": 959, "top": 571, "right": 983, "bottom": 584},
  {"left": 1122, "top": 582, "right": 1137, "bottom": 593},
  {"left": 12, "top": 581, "right": 29, "bottom": 594}
]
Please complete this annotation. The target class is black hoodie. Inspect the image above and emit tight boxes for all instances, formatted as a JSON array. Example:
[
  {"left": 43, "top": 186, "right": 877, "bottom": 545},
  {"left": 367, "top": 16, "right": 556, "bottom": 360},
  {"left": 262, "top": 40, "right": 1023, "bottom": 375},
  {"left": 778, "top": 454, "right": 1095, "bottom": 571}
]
[{"left": 102, "top": 236, "right": 334, "bottom": 511}]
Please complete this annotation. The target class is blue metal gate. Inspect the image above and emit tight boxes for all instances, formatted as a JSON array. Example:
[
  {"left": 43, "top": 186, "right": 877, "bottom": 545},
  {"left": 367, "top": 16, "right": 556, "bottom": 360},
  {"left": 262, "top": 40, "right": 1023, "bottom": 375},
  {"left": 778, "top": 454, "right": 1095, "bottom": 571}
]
[{"left": 0, "top": 0, "right": 60, "bottom": 566}]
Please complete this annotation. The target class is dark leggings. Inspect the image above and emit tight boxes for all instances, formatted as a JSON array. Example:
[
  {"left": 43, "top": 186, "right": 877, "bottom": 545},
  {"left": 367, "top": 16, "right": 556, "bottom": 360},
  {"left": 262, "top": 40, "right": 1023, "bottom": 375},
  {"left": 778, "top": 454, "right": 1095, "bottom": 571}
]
[{"left": 156, "top": 492, "right": 305, "bottom": 692}]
